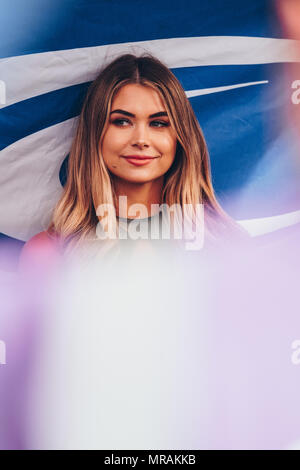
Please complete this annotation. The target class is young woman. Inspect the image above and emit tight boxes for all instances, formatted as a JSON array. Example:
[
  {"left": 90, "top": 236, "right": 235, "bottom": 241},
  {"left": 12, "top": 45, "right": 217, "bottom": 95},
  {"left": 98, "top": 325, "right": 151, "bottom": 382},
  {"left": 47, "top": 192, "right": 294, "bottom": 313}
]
[{"left": 19, "top": 53, "right": 244, "bottom": 269}]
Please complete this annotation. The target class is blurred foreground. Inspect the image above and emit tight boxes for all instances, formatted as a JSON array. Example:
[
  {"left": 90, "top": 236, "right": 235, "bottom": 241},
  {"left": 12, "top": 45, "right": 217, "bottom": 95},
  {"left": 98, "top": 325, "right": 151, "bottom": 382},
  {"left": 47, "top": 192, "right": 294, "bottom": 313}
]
[{"left": 0, "top": 231, "right": 300, "bottom": 450}]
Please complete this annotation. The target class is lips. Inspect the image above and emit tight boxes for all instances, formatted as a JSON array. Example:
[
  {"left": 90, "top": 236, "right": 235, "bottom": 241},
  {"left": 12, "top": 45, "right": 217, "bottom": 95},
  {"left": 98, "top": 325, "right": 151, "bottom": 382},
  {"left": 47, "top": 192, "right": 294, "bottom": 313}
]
[
  {"left": 122, "top": 155, "right": 158, "bottom": 159},
  {"left": 121, "top": 155, "right": 158, "bottom": 167}
]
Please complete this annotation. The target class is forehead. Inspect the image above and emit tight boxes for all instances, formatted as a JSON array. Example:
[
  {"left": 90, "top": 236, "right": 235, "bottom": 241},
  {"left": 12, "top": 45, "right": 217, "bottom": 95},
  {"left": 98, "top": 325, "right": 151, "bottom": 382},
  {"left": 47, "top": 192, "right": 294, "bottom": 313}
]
[{"left": 111, "top": 84, "right": 166, "bottom": 112}]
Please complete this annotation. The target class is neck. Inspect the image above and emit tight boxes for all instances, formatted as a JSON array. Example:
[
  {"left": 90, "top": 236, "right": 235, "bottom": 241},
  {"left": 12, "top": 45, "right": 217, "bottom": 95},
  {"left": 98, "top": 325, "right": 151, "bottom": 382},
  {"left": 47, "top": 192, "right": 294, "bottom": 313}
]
[{"left": 113, "top": 177, "right": 164, "bottom": 219}]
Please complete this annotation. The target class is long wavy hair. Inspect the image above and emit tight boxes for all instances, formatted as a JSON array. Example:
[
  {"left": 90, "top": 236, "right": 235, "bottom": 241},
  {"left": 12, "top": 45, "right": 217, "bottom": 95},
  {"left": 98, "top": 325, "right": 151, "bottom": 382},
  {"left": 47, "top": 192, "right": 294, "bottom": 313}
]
[{"left": 47, "top": 53, "right": 243, "bottom": 254}]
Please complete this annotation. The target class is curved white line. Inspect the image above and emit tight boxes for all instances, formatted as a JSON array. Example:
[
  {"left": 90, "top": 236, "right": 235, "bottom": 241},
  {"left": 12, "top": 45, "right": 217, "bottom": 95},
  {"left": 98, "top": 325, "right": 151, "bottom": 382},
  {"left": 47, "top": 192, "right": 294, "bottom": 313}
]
[
  {"left": 185, "top": 80, "right": 269, "bottom": 97},
  {"left": 0, "top": 80, "right": 6, "bottom": 105},
  {"left": 0, "top": 118, "right": 77, "bottom": 241},
  {"left": 237, "top": 209, "right": 300, "bottom": 236},
  {"left": 0, "top": 36, "right": 299, "bottom": 108}
]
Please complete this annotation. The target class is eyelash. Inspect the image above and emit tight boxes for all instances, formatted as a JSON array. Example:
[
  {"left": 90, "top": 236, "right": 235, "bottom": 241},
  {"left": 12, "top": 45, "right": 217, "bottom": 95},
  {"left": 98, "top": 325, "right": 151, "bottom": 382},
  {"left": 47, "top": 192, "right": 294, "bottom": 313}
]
[{"left": 111, "top": 118, "right": 170, "bottom": 128}]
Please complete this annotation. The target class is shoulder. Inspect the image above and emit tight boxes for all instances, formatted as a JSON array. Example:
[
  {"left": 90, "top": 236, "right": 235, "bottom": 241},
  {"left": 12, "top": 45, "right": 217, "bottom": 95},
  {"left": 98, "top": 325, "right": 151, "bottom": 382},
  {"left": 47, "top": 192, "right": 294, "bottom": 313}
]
[
  {"left": 21, "top": 230, "right": 60, "bottom": 255},
  {"left": 18, "top": 231, "right": 62, "bottom": 273}
]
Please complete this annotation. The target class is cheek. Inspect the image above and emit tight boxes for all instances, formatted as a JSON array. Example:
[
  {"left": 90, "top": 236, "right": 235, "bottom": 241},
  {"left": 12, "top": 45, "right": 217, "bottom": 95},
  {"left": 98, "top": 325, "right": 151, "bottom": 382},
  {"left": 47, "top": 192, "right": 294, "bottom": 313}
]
[
  {"left": 161, "top": 131, "right": 177, "bottom": 153},
  {"left": 101, "top": 130, "right": 122, "bottom": 163},
  {"left": 163, "top": 138, "right": 177, "bottom": 171},
  {"left": 162, "top": 135, "right": 177, "bottom": 162}
]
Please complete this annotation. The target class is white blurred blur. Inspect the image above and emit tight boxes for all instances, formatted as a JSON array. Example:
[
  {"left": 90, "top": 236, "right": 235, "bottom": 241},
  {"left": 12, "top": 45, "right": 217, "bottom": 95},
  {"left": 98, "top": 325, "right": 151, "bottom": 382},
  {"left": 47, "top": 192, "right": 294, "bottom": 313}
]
[{"left": 1, "top": 231, "right": 300, "bottom": 450}]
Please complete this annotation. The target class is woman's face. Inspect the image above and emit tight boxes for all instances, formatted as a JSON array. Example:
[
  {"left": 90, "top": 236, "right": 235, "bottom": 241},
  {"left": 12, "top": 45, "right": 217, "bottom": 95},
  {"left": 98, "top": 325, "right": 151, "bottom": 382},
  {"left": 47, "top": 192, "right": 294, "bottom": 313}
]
[{"left": 101, "top": 84, "right": 177, "bottom": 184}]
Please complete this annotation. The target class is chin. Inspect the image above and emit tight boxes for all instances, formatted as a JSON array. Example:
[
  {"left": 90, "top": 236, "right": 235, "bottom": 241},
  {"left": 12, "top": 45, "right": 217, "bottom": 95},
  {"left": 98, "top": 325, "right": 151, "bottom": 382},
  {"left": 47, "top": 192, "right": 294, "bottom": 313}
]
[{"left": 115, "top": 172, "right": 160, "bottom": 184}]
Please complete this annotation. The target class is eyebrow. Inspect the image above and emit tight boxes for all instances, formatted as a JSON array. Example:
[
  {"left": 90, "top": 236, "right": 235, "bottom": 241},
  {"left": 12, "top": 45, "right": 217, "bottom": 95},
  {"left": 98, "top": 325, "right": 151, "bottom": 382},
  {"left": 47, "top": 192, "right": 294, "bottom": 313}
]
[{"left": 110, "top": 109, "right": 168, "bottom": 118}]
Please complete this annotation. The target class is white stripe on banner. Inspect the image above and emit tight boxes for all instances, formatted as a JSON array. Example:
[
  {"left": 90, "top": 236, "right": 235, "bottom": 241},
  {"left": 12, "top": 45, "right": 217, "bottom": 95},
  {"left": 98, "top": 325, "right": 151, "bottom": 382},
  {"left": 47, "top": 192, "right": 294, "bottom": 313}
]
[
  {"left": 0, "top": 118, "right": 76, "bottom": 241},
  {"left": 185, "top": 80, "right": 269, "bottom": 97},
  {"left": 237, "top": 210, "right": 300, "bottom": 236},
  {"left": 0, "top": 36, "right": 299, "bottom": 108}
]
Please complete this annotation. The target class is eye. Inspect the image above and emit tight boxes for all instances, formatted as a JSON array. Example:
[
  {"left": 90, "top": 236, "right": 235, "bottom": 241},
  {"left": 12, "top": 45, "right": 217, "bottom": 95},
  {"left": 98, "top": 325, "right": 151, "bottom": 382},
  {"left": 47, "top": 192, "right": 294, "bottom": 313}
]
[
  {"left": 150, "top": 120, "right": 170, "bottom": 128},
  {"left": 110, "top": 118, "right": 170, "bottom": 128},
  {"left": 111, "top": 118, "right": 130, "bottom": 126}
]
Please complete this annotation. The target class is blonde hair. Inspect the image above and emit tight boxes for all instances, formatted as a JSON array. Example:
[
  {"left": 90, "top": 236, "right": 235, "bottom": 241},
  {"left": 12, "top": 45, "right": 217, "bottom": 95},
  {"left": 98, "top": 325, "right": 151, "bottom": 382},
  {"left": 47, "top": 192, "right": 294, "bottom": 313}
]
[{"left": 47, "top": 53, "right": 244, "bottom": 254}]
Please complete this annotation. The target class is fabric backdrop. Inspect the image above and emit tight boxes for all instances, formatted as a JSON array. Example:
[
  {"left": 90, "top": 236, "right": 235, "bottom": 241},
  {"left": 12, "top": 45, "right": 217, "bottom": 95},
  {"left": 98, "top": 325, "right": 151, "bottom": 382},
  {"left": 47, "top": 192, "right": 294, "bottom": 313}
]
[{"left": 1, "top": 0, "right": 300, "bottom": 270}]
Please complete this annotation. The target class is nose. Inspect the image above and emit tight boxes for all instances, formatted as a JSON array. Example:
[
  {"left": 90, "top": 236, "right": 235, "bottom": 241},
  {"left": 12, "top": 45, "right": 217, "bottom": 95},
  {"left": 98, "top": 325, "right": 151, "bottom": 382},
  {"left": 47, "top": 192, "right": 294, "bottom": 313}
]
[{"left": 131, "top": 123, "right": 150, "bottom": 148}]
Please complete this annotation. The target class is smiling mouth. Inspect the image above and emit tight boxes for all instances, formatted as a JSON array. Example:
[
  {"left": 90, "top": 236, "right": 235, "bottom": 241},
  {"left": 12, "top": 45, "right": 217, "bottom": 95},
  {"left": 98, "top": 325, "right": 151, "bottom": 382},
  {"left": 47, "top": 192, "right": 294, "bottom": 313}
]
[{"left": 121, "top": 155, "right": 159, "bottom": 167}]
